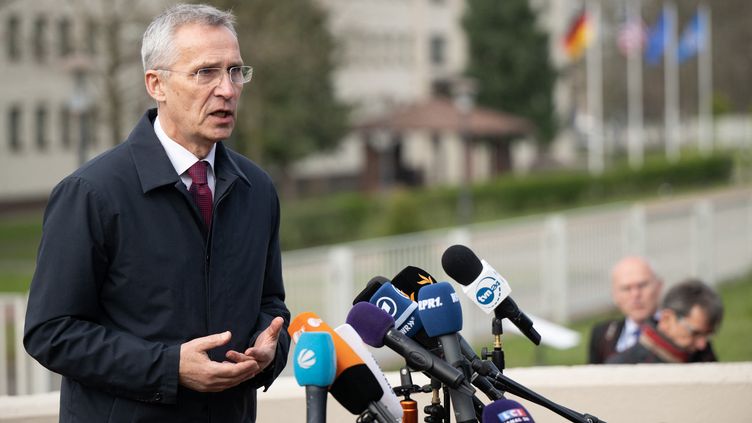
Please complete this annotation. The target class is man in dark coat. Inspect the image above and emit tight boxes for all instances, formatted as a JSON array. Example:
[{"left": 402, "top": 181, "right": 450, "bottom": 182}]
[
  {"left": 588, "top": 256, "right": 717, "bottom": 364},
  {"left": 588, "top": 256, "right": 664, "bottom": 364},
  {"left": 24, "top": 4, "right": 290, "bottom": 422},
  {"left": 607, "top": 279, "right": 723, "bottom": 364}
]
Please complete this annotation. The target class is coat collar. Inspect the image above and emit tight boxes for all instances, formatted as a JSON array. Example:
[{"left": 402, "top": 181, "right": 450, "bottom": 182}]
[{"left": 128, "top": 109, "right": 250, "bottom": 194}]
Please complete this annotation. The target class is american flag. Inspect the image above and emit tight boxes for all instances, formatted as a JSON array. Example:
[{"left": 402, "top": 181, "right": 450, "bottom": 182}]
[{"left": 618, "top": 18, "right": 647, "bottom": 56}]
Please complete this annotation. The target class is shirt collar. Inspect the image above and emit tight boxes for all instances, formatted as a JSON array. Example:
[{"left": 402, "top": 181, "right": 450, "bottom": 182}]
[
  {"left": 623, "top": 318, "right": 641, "bottom": 335},
  {"left": 154, "top": 114, "right": 216, "bottom": 175}
]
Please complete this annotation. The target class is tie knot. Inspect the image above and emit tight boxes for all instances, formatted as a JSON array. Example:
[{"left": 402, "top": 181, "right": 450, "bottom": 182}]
[{"left": 188, "top": 161, "right": 209, "bottom": 185}]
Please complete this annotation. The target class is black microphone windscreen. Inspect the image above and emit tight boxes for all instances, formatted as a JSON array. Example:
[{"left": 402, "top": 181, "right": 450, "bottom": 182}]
[
  {"left": 441, "top": 244, "right": 483, "bottom": 286},
  {"left": 481, "top": 398, "right": 535, "bottom": 423},
  {"left": 390, "top": 265, "right": 436, "bottom": 301},
  {"left": 352, "top": 276, "right": 389, "bottom": 305},
  {"left": 345, "top": 302, "right": 394, "bottom": 348},
  {"left": 329, "top": 364, "right": 384, "bottom": 414}
]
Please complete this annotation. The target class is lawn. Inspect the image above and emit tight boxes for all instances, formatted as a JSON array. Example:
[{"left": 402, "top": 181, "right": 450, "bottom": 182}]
[{"left": 1, "top": 210, "right": 751, "bottom": 366}]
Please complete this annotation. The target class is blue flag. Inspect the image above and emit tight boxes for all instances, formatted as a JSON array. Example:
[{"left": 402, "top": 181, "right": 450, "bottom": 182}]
[
  {"left": 677, "top": 9, "right": 706, "bottom": 63},
  {"left": 644, "top": 9, "right": 668, "bottom": 65}
]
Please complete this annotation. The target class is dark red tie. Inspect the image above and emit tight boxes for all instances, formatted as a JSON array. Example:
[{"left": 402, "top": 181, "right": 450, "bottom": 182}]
[{"left": 188, "top": 161, "right": 213, "bottom": 232}]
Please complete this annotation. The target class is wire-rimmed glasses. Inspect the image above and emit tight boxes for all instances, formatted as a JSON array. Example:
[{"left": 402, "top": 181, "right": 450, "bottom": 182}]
[{"left": 157, "top": 66, "right": 253, "bottom": 85}]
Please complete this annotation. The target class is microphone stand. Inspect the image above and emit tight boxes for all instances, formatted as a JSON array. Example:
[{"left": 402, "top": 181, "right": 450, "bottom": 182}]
[
  {"left": 481, "top": 317, "right": 506, "bottom": 373},
  {"left": 472, "top": 360, "right": 607, "bottom": 423}
]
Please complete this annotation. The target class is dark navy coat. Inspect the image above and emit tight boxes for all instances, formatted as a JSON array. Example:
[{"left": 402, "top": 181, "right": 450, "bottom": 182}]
[{"left": 24, "top": 109, "right": 290, "bottom": 422}]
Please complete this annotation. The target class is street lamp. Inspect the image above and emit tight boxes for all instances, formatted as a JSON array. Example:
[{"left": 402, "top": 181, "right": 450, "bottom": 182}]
[{"left": 452, "top": 77, "right": 477, "bottom": 225}]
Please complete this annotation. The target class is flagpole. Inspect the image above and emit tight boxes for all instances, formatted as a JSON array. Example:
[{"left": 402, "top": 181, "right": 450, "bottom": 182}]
[
  {"left": 698, "top": 4, "right": 713, "bottom": 155},
  {"left": 627, "top": 0, "right": 644, "bottom": 169},
  {"left": 665, "top": 2, "right": 680, "bottom": 162},
  {"left": 587, "top": 0, "right": 604, "bottom": 174}
]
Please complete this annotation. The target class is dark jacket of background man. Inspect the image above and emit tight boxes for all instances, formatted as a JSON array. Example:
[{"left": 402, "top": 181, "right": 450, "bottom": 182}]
[{"left": 23, "top": 109, "right": 290, "bottom": 422}]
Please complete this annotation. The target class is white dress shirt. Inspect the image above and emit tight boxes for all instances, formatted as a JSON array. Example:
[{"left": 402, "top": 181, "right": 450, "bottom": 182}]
[{"left": 153, "top": 115, "right": 216, "bottom": 195}]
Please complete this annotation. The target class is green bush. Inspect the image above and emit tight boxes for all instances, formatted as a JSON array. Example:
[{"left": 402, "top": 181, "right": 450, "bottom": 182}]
[{"left": 279, "top": 152, "right": 735, "bottom": 250}]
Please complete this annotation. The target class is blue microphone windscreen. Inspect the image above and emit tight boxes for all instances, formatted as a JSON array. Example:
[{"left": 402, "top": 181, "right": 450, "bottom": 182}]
[
  {"left": 293, "top": 332, "right": 336, "bottom": 387},
  {"left": 369, "top": 282, "right": 423, "bottom": 338},
  {"left": 345, "top": 302, "right": 394, "bottom": 348},
  {"left": 416, "top": 282, "right": 463, "bottom": 337},
  {"left": 482, "top": 399, "right": 535, "bottom": 423}
]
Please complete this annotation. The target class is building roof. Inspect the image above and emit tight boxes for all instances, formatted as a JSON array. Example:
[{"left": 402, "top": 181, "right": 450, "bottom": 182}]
[{"left": 356, "top": 97, "right": 534, "bottom": 138}]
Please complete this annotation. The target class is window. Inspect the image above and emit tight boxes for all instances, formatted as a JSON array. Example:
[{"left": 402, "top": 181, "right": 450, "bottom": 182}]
[
  {"left": 429, "top": 34, "right": 446, "bottom": 66},
  {"left": 85, "top": 19, "right": 97, "bottom": 55},
  {"left": 58, "top": 18, "right": 73, "bottom": 57},
  {"left": 61, "top": 105, "right": 72, "bottom": 149},
  {"left": 6, "top": 15, "right": 21, "bottom": 61},
  {"left": 33, "top": 16, "right": 48, "bottom": 62},
  {"left": 8, "top": 106, "right": 22, "bottom": 152},
  {"left": 36, "top": 104, "right": 48, "bottom": 150}
]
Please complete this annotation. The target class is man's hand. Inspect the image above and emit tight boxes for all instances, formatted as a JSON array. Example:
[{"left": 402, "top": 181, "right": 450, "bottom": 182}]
[
  {"left": 225, "top": 317, "right": 284, "bottom": 373},
  {"left": 179, "top": 331, "right": 260, "bottom": 392}
]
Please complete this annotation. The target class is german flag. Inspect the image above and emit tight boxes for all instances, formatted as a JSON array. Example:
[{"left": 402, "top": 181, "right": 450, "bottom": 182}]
[{"left": 564, "top": 9, "right": 591, "bottom": 60}]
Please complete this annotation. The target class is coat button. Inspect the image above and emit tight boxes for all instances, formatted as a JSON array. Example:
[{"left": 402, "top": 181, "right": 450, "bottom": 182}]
[{"left": 153, "top": 392, "right": 162, "bottom": 402}]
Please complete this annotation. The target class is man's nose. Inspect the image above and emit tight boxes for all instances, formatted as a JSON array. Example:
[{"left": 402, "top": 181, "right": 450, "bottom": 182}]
[{"left": 214, "top": 71, "right": 237, "bottom": 98}]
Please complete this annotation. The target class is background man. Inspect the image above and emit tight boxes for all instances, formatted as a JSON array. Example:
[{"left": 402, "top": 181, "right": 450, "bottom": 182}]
[
  {"left": 606, "top": 279, "right": 723, "bottom": 364},
  {"left": 588, "top": 256, "right": 664, "bottom": 364},
  {"left": 24, "top": 4, "right": 290, "bottom": 422}
]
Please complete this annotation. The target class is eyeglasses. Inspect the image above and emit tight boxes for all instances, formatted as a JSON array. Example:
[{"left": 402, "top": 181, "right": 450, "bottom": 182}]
[
  {"left": 157, "top": 66, "right": 253, "bottom": 85},
  {"left": 677, "top": 317, "right": 714, "bottom": 340}
]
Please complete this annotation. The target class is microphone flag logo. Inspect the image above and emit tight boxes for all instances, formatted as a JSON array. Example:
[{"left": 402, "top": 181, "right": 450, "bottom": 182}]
[
  {"left": 476, "top": 276, "right": 502, "bottom": 305},
  {"left": 375, "top": 297, "right": 398, "bottom": 316},
  {"left": 296, "top": 348, "right": 316, "bottom": 369}
]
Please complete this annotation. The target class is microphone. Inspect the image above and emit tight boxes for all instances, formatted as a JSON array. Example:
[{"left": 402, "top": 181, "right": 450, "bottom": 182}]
[
  {"left": 417, "top": 282, "right": 477, "bottom": 423},
  {"left": 335, "top": 324, "right": 403, "bottom": 422},
  {"left": 353, "top": 276, "right": 389, "bottom": 305},
  {"left": 482, "top": 399, "right": 535, "bottom": 423},
  {"left": 293, "top": 332, "right": 337, "bottom": 423},
  {"left": 345, "top": 302, "right": 475, "bottom": 397},
  {"left": 390, "top": 265, "right": 502, "bottom": 400},
  {"left": 442, "top": 245, "right": 541, "bottom": 345},
  {"left": 289, "top": 313, "right": 386, "bottom": 417},
  {"left": 369, "top": 281, "right": 423, "bottom": 338},
  {"left": 391, "top": 265, "right": 436, "bottom": 302}
]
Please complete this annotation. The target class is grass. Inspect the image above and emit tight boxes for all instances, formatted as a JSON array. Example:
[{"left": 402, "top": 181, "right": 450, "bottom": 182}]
[
  {"left": 2, "top": 195, "right": 751, "bottom": 366},
  {"left": 0, "top": 212, "right": 42, "bottom": 292}
]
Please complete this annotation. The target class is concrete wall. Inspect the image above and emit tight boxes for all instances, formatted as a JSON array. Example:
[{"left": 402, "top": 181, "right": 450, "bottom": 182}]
[{"left": 3, "top": 362, "right": 750, "bottom": 422}]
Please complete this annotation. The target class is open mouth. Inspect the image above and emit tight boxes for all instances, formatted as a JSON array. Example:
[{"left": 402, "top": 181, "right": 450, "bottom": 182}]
[{"left": 210, "top": 110, "right": 233, "bottom": 119}]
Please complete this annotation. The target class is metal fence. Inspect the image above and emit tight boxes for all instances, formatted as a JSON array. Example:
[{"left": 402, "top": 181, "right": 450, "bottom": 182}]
[{"left": 2, "top": 188, "right": 751, "bottom": 395}]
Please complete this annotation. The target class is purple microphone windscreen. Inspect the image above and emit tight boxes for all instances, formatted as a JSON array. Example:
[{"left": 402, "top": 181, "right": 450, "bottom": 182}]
[
  {"left": 391, "top": 265, "right": 437, "bottom": 301},
  {"left": 353, "top": 276, "right": 389, "bottom": 305},
  {"left": 416, "top": 282, "right": 463, "bottom": 337},
  {"left": 441, "top": 244, "right": 483, "bottom": 286},
  {"left": 345, "top": 302, "right": 395, "bottom": 348},
  {"left": 482, "top": 399, "right": 535, "bottom": 423}
]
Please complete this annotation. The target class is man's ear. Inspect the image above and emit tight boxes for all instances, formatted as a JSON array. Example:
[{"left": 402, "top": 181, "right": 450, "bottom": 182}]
[
  {"left": 657, "top": 308, "right": 675, "bottom": 332},
  {"left": 145, "top": 70, "right": 166, "bottom": 102}
]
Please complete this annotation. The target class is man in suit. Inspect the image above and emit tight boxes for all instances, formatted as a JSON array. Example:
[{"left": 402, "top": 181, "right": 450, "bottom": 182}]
[
  {"left": 607, "top": 279, "right": 723, "bottom": 364},
  {"left": 588, "top": 256, "right": 717, "bottom": 364},
  {"left": 588, "top": 256, "right": 664, "bottom": 364},
  {"left": 24, "top": 4, "right": 290, "bottom": 422}
]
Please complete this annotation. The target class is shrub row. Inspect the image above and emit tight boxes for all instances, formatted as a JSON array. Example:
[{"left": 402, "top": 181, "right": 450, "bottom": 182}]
[{"left": 280, "top": 152, "right": 734, "bottom": 250}]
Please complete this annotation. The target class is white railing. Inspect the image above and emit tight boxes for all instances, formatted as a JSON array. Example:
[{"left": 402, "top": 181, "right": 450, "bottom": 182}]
[{"left": 3, "top": 187, "right": 751, "bottom": 395}]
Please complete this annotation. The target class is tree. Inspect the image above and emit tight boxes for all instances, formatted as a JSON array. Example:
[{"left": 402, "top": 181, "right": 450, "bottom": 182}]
[
  {"left": 208, "top": 0, "right": 349, "bottom": 197},
  {"left": 463, "top": 0, "right": 557, "bottom": 145}
]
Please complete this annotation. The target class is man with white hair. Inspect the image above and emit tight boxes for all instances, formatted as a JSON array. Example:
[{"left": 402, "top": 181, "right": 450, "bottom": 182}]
[{"left": 24, "top": 4, "right": 290, "bottom": 421}]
